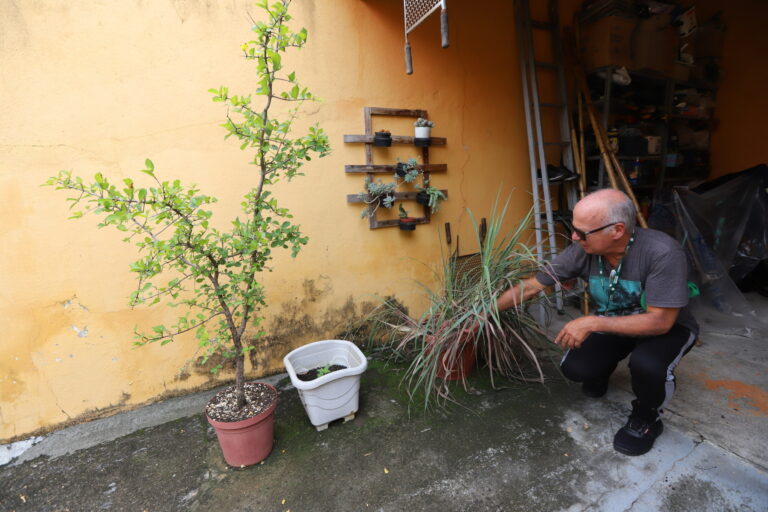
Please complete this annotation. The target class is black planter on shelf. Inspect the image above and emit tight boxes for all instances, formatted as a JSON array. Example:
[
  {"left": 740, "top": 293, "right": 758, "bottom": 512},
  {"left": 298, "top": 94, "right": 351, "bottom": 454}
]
[
  {"left": 416, "top": 191, "right": 430, "bottom": 206},
  {"left": 395, "top": 162, "right": 408, "bottom": 177},
  {"left": 414, "top": 137, "right": 431, "bottom": 148},
  {"left": 373, "top": 131, "right": 392, "bottom": 147},
  {"left": 379, "top": 192, "right": 395, "bottom": 207},
  {"left": 399, "top": 218, "right": 417, "bottom": 231}
]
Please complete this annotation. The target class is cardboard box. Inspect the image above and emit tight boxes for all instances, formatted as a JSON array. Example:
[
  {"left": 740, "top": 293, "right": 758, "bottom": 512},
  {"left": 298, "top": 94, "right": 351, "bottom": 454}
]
[
  {"left": 632, "top": 15, "right": 678, "bottom": 74},
  {"left": 695, "top": 25, "right": 725, "bottom": 57},
  {"left": 671, "top": 62, "right": 691, "bottom": 83},
  {"left": 580, "top": 16, "right": 635, "bottom": 70}
]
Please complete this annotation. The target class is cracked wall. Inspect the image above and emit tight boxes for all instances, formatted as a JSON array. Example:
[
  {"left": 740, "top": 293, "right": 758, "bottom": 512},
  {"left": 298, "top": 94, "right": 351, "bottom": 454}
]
[{"left": 1, "top": 0, "right": 538, "bottom": 442}]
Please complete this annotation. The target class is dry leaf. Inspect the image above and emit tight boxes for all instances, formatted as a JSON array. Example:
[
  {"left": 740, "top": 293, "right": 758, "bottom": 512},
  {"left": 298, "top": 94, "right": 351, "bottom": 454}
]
[
  {"left": 20, "top": 495, "right": 27, "bottom": 503},
  {"left": 282, "top": 499, "right": 286, "bottom": 504},
  {"left": 384, "top": 468, "right": 389, "bottom": 474}
]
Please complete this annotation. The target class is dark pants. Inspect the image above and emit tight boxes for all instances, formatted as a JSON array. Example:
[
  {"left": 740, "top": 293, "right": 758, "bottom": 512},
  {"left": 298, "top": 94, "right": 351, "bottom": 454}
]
[{"left": 560, "top": 323, "right": 696, "bottom": 413}]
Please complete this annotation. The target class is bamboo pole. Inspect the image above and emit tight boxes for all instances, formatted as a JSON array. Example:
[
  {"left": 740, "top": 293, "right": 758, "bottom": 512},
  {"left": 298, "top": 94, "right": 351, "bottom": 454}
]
[{"left": 573, "top": 21, "right": 590, "bottom": 316}]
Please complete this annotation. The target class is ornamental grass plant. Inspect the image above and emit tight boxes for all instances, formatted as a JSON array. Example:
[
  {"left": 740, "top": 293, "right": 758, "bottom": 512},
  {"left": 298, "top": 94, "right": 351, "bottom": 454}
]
[{"left": 371, "top": 195, "right": 556, "bottom": 409}]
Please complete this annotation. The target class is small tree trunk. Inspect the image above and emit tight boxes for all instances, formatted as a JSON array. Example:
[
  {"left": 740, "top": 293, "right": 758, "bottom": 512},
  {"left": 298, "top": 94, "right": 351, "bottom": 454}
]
[
  {"left": 235, "top": 354, "right": 246, "bottom": 409},
  {"left": 232, "top": 331, "right": 246, "bottom": 409}
]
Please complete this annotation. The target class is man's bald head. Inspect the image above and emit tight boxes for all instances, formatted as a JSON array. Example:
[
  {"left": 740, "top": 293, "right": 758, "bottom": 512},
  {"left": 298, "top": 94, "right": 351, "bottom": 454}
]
[{"left": 574, "top": 189, "right": 637, "bottom": 233}]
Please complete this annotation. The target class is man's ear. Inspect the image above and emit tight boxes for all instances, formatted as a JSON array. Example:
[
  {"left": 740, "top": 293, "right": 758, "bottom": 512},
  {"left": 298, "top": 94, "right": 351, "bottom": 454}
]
[{"left": 613, "top": 222, "right": 627, "bottom": 239}]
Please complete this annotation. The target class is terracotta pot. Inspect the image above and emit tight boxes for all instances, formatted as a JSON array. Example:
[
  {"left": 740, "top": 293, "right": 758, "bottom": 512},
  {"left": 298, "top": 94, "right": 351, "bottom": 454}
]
[
  {"left": 399, "top": 217, "right": 417, "bottom": 231},
  {"left": 426, "top": 334, "right": 476, "bottom": 381},
  {"left": 206, "top": 384, "right": 278, "bottom": 467}
]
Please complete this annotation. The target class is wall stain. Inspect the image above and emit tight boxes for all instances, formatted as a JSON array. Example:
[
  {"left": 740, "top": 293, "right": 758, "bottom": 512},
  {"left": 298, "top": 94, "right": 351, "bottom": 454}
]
[
  {"left": 248, "top": 278, "right": 384, "bottom": 375},
  {"left": 703, "top": 379, "right": 768, "bottom": 416},
  {"left": 191, "top": 351, "right": 237, "bottom": 377}
]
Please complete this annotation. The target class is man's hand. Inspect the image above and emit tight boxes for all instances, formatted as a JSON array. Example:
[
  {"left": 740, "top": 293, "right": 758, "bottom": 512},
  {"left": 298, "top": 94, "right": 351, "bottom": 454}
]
[
  {"left": 554, "top": 307, "right": 681, "bottom": 349},
  {"left": 554, "top": 316, "right": 598, "bottom": 349}
]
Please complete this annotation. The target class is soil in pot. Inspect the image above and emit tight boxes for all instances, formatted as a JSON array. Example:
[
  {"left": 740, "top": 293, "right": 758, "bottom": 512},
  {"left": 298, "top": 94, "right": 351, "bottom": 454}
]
[
  {"left": 206, "top": 382, "right": 278, "bottom": 423},
  {"left": 297, "top": 364, "right": 347, "bottom": 381}
]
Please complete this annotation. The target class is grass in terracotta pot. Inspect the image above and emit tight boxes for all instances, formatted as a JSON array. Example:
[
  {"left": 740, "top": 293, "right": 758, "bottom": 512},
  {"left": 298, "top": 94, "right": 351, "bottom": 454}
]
[
  {"left": 370, "top": 195, "right": 554, "bottom": 408},
  {"left": 44, "top": 0, "right": 330, "bottom": 465},
  {"left": 398, "top": 204, "right": 418, "bottom": 231}
]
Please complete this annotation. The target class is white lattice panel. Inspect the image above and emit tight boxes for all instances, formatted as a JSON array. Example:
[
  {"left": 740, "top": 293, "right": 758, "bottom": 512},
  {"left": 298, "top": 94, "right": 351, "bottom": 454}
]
[{"left": 404, "top": 0, "right": 441, "bottom": 33}]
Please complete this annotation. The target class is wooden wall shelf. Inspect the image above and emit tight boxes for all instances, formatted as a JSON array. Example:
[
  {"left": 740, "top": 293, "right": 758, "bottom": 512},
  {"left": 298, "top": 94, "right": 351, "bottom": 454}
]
[
  {"left": 343, "top": 134, "right": 447, "bottom": 146},
  {"left": 344, "top": 106, "right": 448, "bottom": 230},
  {"left": 346, "top": 190, "right": 449, "bottom": 203},
  {"left": 345, "top": 164, "right": 447, "bottom": 174}
]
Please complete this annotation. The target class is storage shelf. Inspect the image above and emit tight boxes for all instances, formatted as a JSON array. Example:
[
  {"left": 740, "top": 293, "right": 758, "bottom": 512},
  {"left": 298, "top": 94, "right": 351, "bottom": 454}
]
[
  {"left": 588, "top": 154, "right": 662, "bottom": 161},
  {"left": 669, "top": 114, "right": 712, "bottom": 121}
]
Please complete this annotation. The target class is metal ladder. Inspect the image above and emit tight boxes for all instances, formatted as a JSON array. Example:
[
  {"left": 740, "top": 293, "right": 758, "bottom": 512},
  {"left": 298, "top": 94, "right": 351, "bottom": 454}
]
[{"left": 515, "top": 0, "right": 577, "bottom": 312}]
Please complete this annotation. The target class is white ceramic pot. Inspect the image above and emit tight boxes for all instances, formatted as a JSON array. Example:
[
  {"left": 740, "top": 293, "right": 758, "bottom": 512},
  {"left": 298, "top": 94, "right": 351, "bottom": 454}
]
[
  {"left": 414, "top": 126, "right": 432, "bottom": 139},
  {"left": 283, "top": 339, "right": 368, "bottom": 431}
]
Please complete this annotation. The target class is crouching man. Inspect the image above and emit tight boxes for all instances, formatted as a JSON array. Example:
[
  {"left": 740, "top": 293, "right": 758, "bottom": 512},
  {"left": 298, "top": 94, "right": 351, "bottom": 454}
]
[{"left": 498, "top": 188, "right": 698, "bottom": 456}]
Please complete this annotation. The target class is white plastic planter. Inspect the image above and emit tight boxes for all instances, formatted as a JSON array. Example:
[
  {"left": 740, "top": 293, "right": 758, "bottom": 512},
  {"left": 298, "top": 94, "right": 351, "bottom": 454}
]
[
  {"left": 414, "top": 126, "right": 432, "bottom": 139},
  {"left": 283, "top": 339, "right": 368, "bottom": 431}
]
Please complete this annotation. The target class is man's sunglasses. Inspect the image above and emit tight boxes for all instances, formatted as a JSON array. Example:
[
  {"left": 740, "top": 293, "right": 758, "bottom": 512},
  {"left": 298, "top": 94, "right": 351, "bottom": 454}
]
[{"left": 572, "top": 222, "right": 618, "bottom": 241}]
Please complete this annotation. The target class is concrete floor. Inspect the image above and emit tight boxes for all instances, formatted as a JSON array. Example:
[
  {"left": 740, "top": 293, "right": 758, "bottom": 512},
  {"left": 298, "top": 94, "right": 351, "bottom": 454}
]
[{"left": 1, "top": 293, "right": 766, "bottom": 512}]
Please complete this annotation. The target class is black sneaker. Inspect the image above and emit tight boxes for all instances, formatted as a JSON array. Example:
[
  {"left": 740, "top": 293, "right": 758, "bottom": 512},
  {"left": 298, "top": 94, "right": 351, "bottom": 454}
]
[
  {"left": 613, "top": 413, "right": 664, "bottom": 456},
  {"left": 581, "top": 377, "right": 609, "bottom": 398}
]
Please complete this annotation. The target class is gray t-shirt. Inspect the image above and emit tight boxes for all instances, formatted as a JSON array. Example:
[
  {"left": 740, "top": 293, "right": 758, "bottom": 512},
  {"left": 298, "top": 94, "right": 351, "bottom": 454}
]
[{"left": 535, "top": 228, "right": 699, "bottom": 335}]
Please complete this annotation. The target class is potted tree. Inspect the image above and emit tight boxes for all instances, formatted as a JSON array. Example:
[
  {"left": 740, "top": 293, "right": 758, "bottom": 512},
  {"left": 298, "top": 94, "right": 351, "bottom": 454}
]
[
  {"left": 414, "top": 117, "right": 434, "bottom": 147},
  {"left": 398, "top": 204, "right": 418, "bottom": 231},
  {"left": 416, "top": 179, "right": 447, "bottom": 214},
  {"left": 373, "top": 129, "right": 392, "bottom": 147},
  {"left": 44, "top": 0, "right": 331, "bottom": 467},
  {"left": 358, "top": 177, "right": 396, "bottom": 218}
]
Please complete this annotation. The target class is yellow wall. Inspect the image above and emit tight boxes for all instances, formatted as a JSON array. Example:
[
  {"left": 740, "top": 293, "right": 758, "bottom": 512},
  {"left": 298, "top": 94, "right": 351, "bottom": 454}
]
[{"left": 0, "top": 0, "right": 534, "bottom": 442}]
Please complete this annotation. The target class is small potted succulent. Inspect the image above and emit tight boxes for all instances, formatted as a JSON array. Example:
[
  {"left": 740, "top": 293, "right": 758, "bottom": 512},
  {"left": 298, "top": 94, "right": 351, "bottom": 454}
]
[
  {"left": 414, "top": 118, "right": 433, "bottom": 147},
  {"left": 416, "top": 179, "right": 447, "bottom": 214},
  {"left": 394, "top": 157, "right": 421, "bottom": 183},
  {"left": 373, "top": 128, "right": 392, "bottom": 147},
  {"left": 359, "top": 177, "right": 396, "bottom": 218},
  {"left": 398, "top": 204, "right": 418, "bottom": 231}
]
